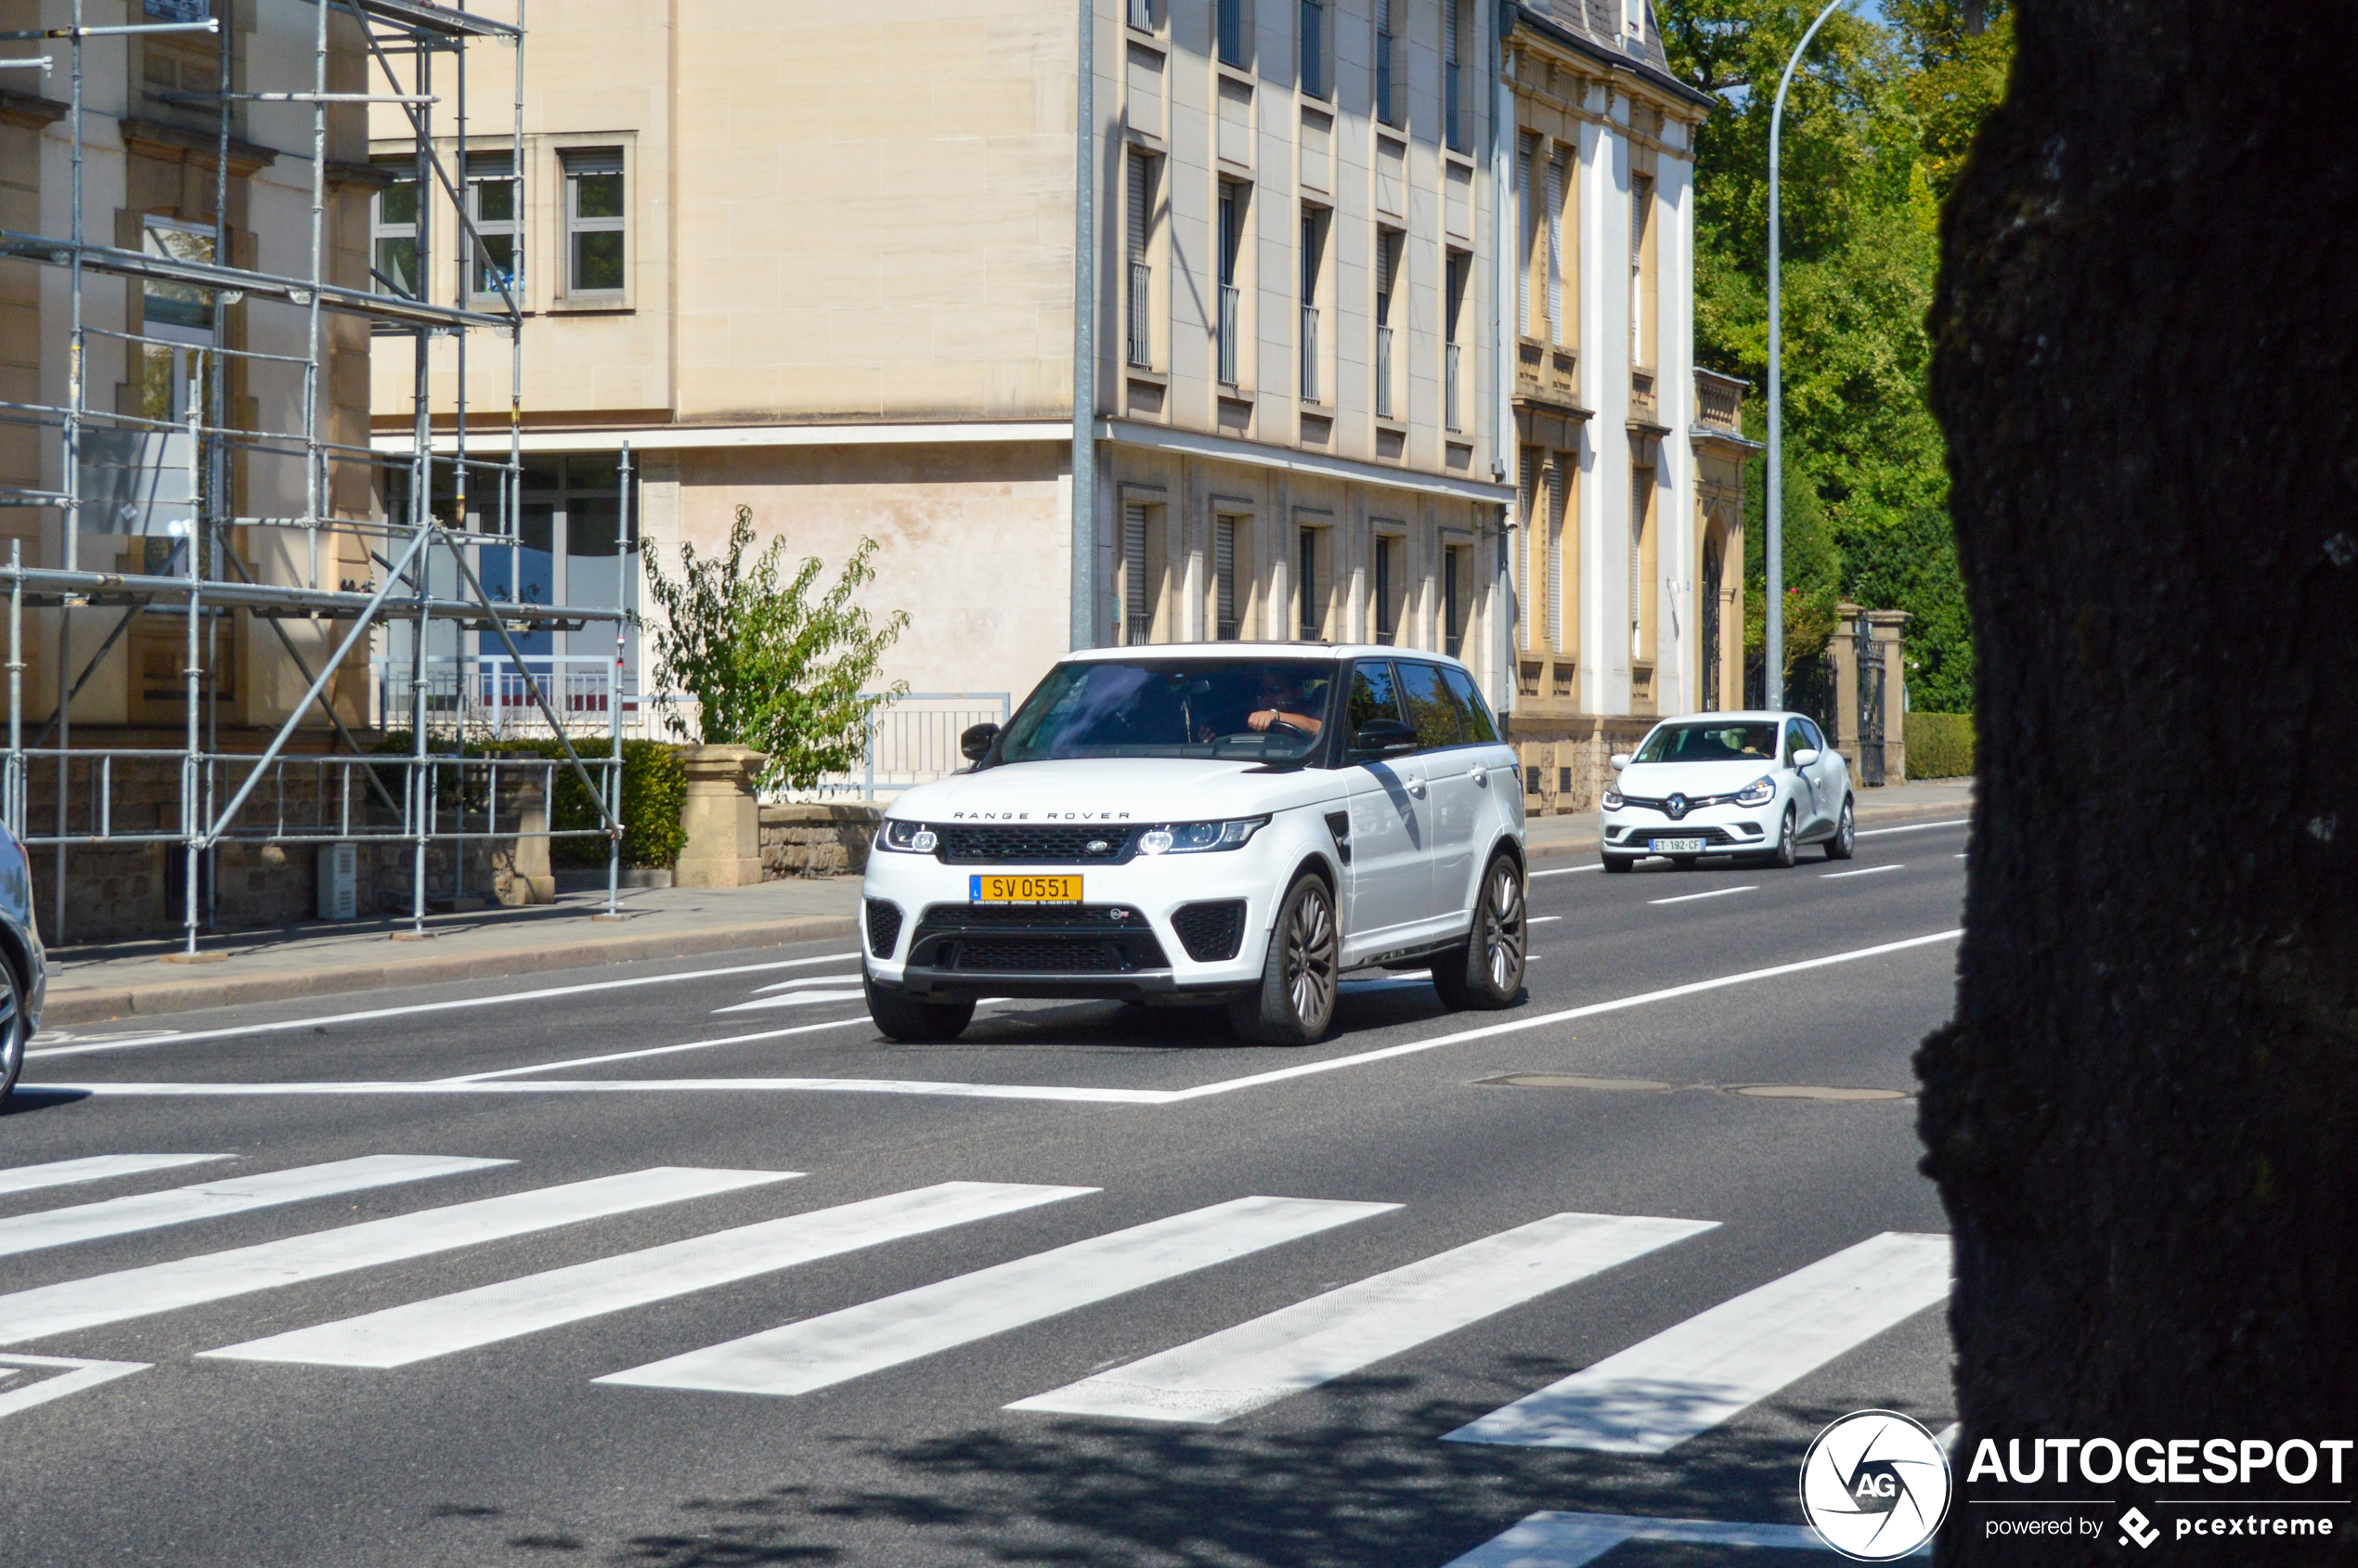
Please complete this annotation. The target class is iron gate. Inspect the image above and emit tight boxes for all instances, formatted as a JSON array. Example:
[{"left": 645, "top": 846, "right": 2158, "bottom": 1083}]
[{"left": 1855, "top": 613, "right": 1886, "bottom": 786}]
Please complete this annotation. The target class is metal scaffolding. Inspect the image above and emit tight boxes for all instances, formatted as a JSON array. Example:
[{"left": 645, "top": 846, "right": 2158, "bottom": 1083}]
[{"left": 0, "top": 0, "right": 630, "bottom": 952}]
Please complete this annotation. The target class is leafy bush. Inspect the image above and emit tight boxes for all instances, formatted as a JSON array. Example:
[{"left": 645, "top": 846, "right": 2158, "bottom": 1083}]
[
  {"left": 373, "top": 734, "right": 688, "bottom": 869},
  {"left": 642, "top": 504, "right": 910, "bottom": 792},
  {"left": 1904, "top": 711, "right": 1976, "bottom": 779}
]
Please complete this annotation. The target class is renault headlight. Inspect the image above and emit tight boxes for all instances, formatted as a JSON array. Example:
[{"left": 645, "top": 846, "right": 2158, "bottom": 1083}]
[
  {"left": 1136, "top": 816, "right": 1269, "bottom": 855},
  {"left": 1733, "top": 776, "right": 1778, "bottom": 808},
  {"left": 876, "top": 819, "right": 939, "bottom": 853},
  {"left": 1600, "top": 787, "right": 1625, "bottom": 810}
]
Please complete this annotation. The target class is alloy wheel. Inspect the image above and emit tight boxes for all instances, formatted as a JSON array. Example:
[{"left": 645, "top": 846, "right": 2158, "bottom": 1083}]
[
  {"left": 1284, "top": 885, "right": 1338, "bottom": 1025},
  {"left": 1481, "top": 862, "right": 1526, "bottom": 991}
]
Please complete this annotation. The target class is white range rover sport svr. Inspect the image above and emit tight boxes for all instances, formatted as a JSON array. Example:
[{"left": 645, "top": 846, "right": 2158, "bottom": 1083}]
[{"left": 862, "top": 645, "right": 1527, "bottom": 1045}]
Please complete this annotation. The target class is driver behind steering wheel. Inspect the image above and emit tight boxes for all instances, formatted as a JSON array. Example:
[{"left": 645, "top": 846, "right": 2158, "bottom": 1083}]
[{"left": 1248, "top": 670, "right": 1324, "bottom": 737}]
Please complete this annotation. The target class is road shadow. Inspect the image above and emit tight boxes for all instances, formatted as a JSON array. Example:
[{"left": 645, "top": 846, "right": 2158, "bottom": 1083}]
[{"left": 0, "top": 1086, "right": 93, "bottom": 1115}]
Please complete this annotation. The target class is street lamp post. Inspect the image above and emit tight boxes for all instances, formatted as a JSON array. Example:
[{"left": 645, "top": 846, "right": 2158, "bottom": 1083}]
[{"left": 1765, "top": 0, "right": 1848, "bottom": 710}]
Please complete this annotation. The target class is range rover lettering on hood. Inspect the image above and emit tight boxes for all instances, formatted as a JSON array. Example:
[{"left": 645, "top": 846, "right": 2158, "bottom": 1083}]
[{"left": 948, "top": 810, "right": 1134, "bottom": 822}]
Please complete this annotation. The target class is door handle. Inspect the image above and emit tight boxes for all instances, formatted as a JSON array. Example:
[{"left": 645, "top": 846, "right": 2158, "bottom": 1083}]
[
  {"left": 1469, "top": 762, "right": 1488, "bottom": 784},
  {"left": 1408, "top": 780, "right": 1428, "bottom": 798}
]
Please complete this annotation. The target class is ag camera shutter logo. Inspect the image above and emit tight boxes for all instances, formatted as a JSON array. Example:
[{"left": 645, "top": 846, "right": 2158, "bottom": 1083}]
[{"left": 1800, "top": 1409, "right": 1952, "bottom": 1560}]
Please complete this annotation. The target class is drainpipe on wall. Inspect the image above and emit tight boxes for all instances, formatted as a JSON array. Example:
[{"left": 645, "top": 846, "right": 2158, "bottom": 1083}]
[
  {"left": 1069, "top": 0, "right": 1098, "bottom": 653},
  {"left": 1491, "top": 1, "right": 1517, "bottom": 720}
]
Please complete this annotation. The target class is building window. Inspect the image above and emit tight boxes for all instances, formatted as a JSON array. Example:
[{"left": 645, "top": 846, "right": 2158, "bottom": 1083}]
[
  {"left": 1630, "top": 464, "right": 1654, "bottom": 661},
  {"left": 1122, "top": 501, "right": 1156, "bottom": 644},
  {"left": 1300, "top": 206, "right": 1327, "bottom": 402},
  {"left": 1213, "top": 514, "right": 1244, "bottom": 640},
  {"left": 1299, "top": 0, "right": 1328, "bottom": 98},
  {"left": 1630, "top": 173, "right": 1654, "bottom": 367},
  {"left": 1126, "top": 150, "right": 1158, "bottom": 369},
  {"left": 1443, "top": 0, "right": 1467, "bottom": 151},
  {"left": 562, "top": 148, "right": 626, "bottom": 296},
  {"left": 1128, "top": 0, "right": 1159, "bottom": 28},
  {"left": 1217, "top": 0, "right": 1248, "bottom": 67},
  {"left": 1444, "top": 250, "right": 1470, "bottom": 432},
  {"left": 1218, "top": 182, "right": 1246, "bottom": 385},
  {"left": 1547, "top": 151, "right": 1567, "bottom": 343},
  {"left": 1444, "top": 542, "right": 1471, "bottom": 659},
  {"left": 466, "top": 151, "right": 521, "bottom": 299},
  {"left": 139, "top": 217, "right": 214, "bottom": 425},
  {"left": 1624, "top": 0, "right": 1645, "bottom": 40},
  {"left": 1376, "top": 0, "right": 1403, "bottom": 128},
  {"left": 1516, "top": 133, "right": 1539, "bottom": 337},
  {"left": 1372, "top": 533, "right": 1403, "bottom": 645},
  {"left": 1547, "top": 460, "right": 1568, "bottom": 651},
  {"left": 1374, "top": 227, "right": 1402, "bottom": 421},
  {"left": 372, "top": 167, "right": 421, "bottom": 299},
  {"left": 1518, "top": 446, "right": 1541, "bottom": 650},
  {"left": 1299, "top": 525, "right": 1324, "bottom": 640}
]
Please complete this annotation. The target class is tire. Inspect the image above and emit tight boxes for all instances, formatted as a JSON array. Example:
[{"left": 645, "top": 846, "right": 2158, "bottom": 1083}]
[
  {"left": 1432, "top": 853, "right": 1527, "bottom": 1011},
  {"left": 1823, "top": 797, "right": 1856, "bottom": 861},
  {"left": 1601, "top": 853, "right": 1637, "bottom": 875},
  {"left": 863, "top": 971, "right": 975, "bottom": 1043},
  {"left": 1227, "top": 872, "right": 1340, "bottom": 1045},
  {"left": 0, "top": 952, "right": 24, "bottom": 1107},
  {"left": 1766, "top": 804, "right": 1798, "bottom": 869}
]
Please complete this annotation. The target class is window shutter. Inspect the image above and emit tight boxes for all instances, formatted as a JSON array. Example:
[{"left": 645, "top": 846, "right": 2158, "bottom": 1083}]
[
  {"left": 1519, "top": 448, "right": 1540, "bottom": 650},
  {"left": 1515, "top": 136, "right": 1535, "bottom": 333},
  {"left": 1127, "top": 153, "right": 1152, "bottom": 264},
  {"left": 1443, "top": 0, "right": 1458, "bottom": 63},
  {"left": 1546, "top": 156, "right": 1565, "bottom": 343},
  {"left": 1214, "top": 518, "right": 1237, "bottom": 639},
  {"left": 1547, "top": 461, "right": 1565, "bottom": 652},
  {"left": 1125, "top": 503, "right": 1150, "bottom": 643},
  {"left": 1630, "top": 472, "right": 1648, "bottom": 655}
]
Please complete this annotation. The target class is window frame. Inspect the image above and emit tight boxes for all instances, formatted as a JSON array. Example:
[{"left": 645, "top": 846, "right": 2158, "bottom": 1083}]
[
  {"left": 560, "top": 146, "right": 628, "bottom": 303},
  {"left": 370, "top": 162, "right": 423, "bottom": 300},
  {"left": 464, "top": 149, "right": 523, "bottom": 304}
]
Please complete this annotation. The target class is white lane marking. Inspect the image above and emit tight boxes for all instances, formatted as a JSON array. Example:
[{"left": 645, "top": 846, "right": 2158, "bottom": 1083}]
[
  {"left": 712, "top": 989, "right": 867, "bottom": 1015},
  {"left": 749, "top": 972, "right": 863, "bottom": 994},
  {"left": 1821, "top": 863, "right": 1903, "bottom": 880},
  {"left": 1439, "top": 1510, "right": 1886, "bottom": 1567},
  {"left": 441, "top": 1016, "right": 876, "bottom": 1082},
  {"left": 1443, "top": 1231, "right": 1952, "bottom": 1453},
  {"left": 206, "top": 1181, "right": 1090, "bottom": 1368},
  {"left": 0, "top": 1155, "right": 509, "bottom": 1261},
  {"left": 0, "top": 1167, "right": 798, "bottom": 1346},
  {"left": 1529, "top": 864, "right": 1603, "bottom": 878},
  {"left": 1647, "top": 886, "right": 1758, "bottom": 906},
  {"left": 58, "top": 930, "right": 1966, "bottom": 1107},
  {"left": 599, "top": 1196, "right": 1397, "bottom": 1398},
  {"left": 1008, "top": 1212, "right": 1716, "bottom": 1426},
  {"left": 26, "top": 952, "right": 866, "bottom": 1059},
  {"left": 1526, "top": 915, "right": 1563, "bottom": 926},
  {"left": 1855, "top": 818, "right": 1968, "bottom": 837},
  {"left": 0, "top": 1354, "right": 151, "bottom": 1421},
  {"left": 0, "top": 1154, "right": 231, "bottom": 1197}
]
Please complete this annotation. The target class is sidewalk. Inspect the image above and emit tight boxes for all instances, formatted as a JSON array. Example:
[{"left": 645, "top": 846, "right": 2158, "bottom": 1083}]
[
  {"left": 1522, "top": 775, "right": 1975, "bottom": 862},
  {"left": 38, "top": 778, "right": 1975, "bottom": 1030},
  {"left": 40, "top": 878, "right": 864, "bottom": 1030}
]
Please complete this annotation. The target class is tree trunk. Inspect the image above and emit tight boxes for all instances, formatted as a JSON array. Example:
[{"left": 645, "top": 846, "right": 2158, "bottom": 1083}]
[{"left": 1923, "top": 2, "right": 2358, "bottom": 1561}]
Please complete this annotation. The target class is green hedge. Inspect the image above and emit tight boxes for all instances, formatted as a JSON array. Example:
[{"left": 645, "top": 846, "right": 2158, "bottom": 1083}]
[
  {"left": 374, "top": 734, "right": 689, "bottom": 869},
  {"left": 1905, "top": 712, "right": 1976, "bottom": 779}
]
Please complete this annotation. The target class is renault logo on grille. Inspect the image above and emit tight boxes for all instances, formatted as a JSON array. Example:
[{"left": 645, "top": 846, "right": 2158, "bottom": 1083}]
[{"left": 1666, "top": 793, "right": 1690, "bottom": 820}]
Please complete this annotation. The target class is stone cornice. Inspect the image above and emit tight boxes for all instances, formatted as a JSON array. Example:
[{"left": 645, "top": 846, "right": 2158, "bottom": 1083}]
[
  {"left": 0, "top": 87, "right": 69, "bottom": 130},
  {"left": 117, "top": 116, "right": 279, "bottom": 176}
]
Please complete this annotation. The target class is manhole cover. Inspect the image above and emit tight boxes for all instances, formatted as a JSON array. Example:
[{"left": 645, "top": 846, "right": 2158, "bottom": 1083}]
[
  {"left": 1730, "top": 1083, "right": 1910, "bottom": 1102},
  {"left": 1480, "top": 1073, "right": 1677, "bottom": 1093}
]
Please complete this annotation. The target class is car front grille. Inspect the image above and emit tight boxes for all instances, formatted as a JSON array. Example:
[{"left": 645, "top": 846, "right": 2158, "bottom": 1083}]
[
  {"left": 1171, "top": 900, "right": 1247, "bottom": 963},
  {"left": 864, "top": 899, "right": 904, "bottom": 959},
  {"left": 909, "top": 903, "right": 1169, "bottom": 973},
  {"left": 931, "top": 824, "right": 1136, "bottom": 864}
]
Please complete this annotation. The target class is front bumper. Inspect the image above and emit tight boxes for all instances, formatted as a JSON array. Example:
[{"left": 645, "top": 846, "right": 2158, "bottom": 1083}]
[
  {"left": 861, "top": 839, "right": 1288, "bottom": 1000},
  {"left": 1600, "top": 802, "right": 1776, "bottom": 857}
]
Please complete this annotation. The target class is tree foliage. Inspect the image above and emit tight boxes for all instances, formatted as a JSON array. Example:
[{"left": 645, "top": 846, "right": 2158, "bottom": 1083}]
[
  {"left": 1663, "top": 0, "right": 2010, "bottom": 710},
  {"left": 641, "top": 504, "right": 911, "bottom": 792}
]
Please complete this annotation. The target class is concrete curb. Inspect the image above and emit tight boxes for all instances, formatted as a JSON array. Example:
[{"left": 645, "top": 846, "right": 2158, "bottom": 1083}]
[
  {"left": 42, "top": 914, "right": 861, "bottom": 1028},
  {"left": 1522, "top": 796, "right": 1973, "bottom": 864}
]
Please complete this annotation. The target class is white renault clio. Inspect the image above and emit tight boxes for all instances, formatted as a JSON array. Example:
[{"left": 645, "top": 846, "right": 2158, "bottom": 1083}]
[
  {"left": 862, "top": 646, "right": 1527, "bottom": 1045},
  {"left": 1599, "top": 709, "right": 1855, "bottom": 871}
]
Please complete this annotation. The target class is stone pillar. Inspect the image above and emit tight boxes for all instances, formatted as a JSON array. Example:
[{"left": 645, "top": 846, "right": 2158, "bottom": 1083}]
[
  {"left": 493, "top": 778, "right": 555, "bottom": 906},
  {"left": 1829, "top": 602, "right": 1865, "bottom": 771},
  {"left": 674, "top": 745, "right": 767, "bottom": 888},
  {"left": 1870, "top": 608, "right": 1912, "bottom": 782}
]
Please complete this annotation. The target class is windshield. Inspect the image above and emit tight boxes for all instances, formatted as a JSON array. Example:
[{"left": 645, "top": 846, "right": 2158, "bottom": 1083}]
[
  {"left": 992, "top": 658, "right": 1337, "bottom": 765},
  {"left": 1634, "top": 720, "right": 1780, "bottom": 765}
]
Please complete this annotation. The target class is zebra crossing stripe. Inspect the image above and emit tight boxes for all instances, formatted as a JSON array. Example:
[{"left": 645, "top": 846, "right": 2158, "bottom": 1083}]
[
  {"left": 1008, "top": 1212, "right": 1717, "bottom": 1425},
  {"left": 0, "top": 1155, "right": 510, "bottom": 1261},
  {"left": 599, "top": 1195, "right": 1397, "bottom": 1398},
  {"left": 1442, "top": 1231, "right": 1951, "bottom": 1453},
  {"left": 0, "top": 1167, "right": 799, "bottom": 1345},
  {"left": 1437, "top": 1510, "right": 1874, "bottom": 1567},
  {"left": 0, "top": 1155, "right": 232, "bottom": 1197},
  {"left": 203, "top": 1182, "right": 1094, "bottom": 1368}
]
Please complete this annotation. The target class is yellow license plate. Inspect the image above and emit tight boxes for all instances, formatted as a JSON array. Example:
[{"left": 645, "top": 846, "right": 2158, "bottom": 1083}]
[{"left": 969, "top": 874, "right": 1082, "bottom": 904}]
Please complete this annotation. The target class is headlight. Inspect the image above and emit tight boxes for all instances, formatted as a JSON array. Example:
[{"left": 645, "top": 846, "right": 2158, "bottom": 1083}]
[
  {"left": 876, "top": 819, "right": 939, "bottom": 853},
  {"left": 1733, "top": 776, "right": 1777, "bottom": 807},
  {"left": 1600, "top": 788, "right": 1624, "bottom": 810},
  {"left": 1136, "top": 816, "right": 1269, "bottom": 855}
]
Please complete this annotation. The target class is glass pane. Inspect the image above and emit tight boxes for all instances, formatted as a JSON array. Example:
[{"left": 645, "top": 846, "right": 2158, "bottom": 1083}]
[
  {"left": 573, "top": 170, "right": 624, "bottom": 220},
  {"left": 573, "top": 229, "right": 624, "bottom": 292},
  {"left": 998, "top": 658, "right": 1332, "bottom": 764},
  {"left": 1345, "top": 661, "right": 1402, "bottom": 738},
  {"left": 566, "top": 496, "right": 621, "bottom": 559},
  {"left": 1397, "top": 661, "right": 1462, "bottom": 749},
  {"left": 1635, "top": 721, "right": 1780, "bottom": 764},
  {"left": 374, "top": 236, "right": 419, "bottom": 297},
  {"left": 565, "top": 452, "right": 621, "bottom": 493},
  {"left": 1441, "top": 666, "right": 1497, "bottom": 744},
  {"left": 521, "top": 458, "right": 564, "bottom": 496},
  {"left": 474, "top": 177, "right": 515, "bottom": 224},
  {"left": 378, "top": 176, "right": 417, "bottom": 227},
  {"left": 473, "top": 234, "right": 518, "bottom": 293}
]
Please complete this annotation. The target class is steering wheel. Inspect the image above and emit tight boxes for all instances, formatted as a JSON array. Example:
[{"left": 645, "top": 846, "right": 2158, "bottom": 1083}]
[{"left": 1262, "top": 718, "right": 1308, "bottom": 738}]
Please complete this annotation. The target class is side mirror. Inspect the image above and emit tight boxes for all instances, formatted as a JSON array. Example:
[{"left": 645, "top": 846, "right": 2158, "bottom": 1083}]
[
  {"left": 1609, "top": 753, "right": 1631, "bottom": 772},
  {"left": 1794, "top": 747, "right": 1820, "bottom": 768},
  {"left": 1352, "top": 718, "right": 1419, "bottom": 756},
  {"left": 960, "top": 722, "right": 1000, "bottom": 762}
]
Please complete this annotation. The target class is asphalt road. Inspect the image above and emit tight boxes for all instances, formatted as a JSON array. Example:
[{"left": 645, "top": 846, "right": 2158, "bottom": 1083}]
[{"left": 3, "top": 817, "right": 1970, "bottom": 1568}]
